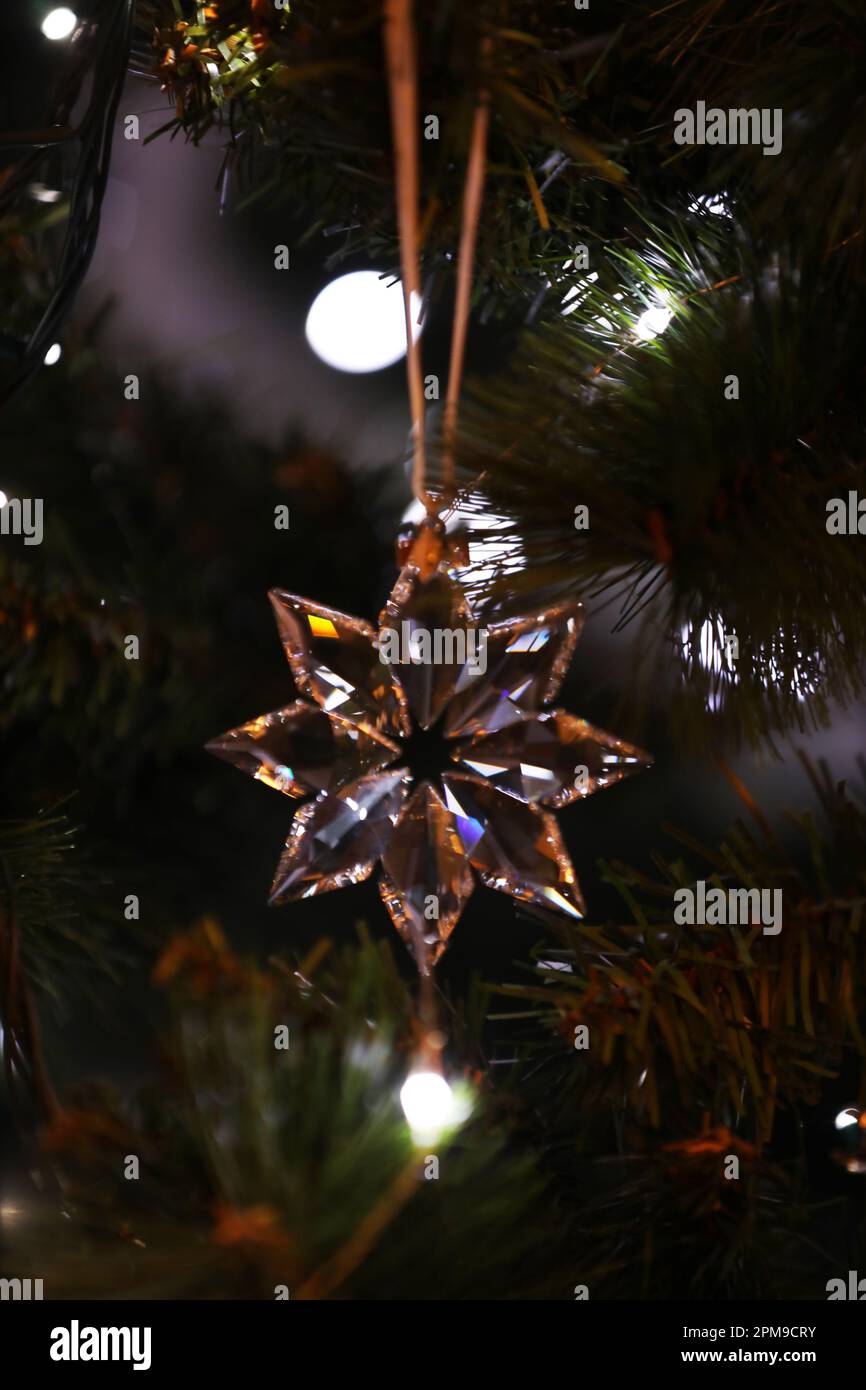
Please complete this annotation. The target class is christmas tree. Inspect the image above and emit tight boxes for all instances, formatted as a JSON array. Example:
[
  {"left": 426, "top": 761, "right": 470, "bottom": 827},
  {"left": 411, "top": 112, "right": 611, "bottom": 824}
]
[{"left": 2, "top": 0, "right": 866, "bottom": 1321}]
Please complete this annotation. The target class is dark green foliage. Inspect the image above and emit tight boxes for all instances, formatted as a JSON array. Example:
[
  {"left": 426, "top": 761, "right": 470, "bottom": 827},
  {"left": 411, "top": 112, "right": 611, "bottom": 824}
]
[
  {"left": 6, "top": 933, "right": 578, "bottom": 1299},
  {"left": 620, "top": 0, "right": 866, "bottom": 259},
  {"left": 6, "top": 767, "right": 866, "bottom": 1300},
  {"left": 497, "top": 758, "right": 866, "bottom": 1137},
  {"left": 0, "top": 809, "right": 121, "bottom": 1007},
  {"left": 487, "top": 759, "right": 866, "bottom": 1297},
  {"left": 572, "top": 1145, "right": 818, "bottom": 1301},
  {"left": 0, "top": 317, "right": 401, "bottom": 791}
]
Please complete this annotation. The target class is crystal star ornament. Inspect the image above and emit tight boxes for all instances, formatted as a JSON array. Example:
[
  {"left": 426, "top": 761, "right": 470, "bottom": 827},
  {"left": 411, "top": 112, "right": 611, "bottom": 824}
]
[{"left": 207, "top": 523, "right": 652, "bottom": 974}]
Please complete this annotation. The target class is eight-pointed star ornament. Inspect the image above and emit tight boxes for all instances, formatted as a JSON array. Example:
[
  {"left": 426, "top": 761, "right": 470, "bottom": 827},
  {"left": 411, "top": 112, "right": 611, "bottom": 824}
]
[{"left": 206, "top": 525, "right": 652, "bottom": 974}]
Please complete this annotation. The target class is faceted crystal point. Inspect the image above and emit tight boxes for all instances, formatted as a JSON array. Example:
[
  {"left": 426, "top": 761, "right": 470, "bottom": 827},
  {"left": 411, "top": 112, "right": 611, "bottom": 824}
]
[
  {"left": 441, "top": 773, "right": 585, "bottom": 919},
  {"left": 269, "top": 770, "right": 410, "bottom": 905},
  {"left": 206, "top": 702, "right": 399, "bottom": 799},
  {"left": 378, "top": 566, "right": 476, "bottom": 731},
  {"left": 443, "top": 601, "right": 585, "bottom": 739},
  {"left": 455, "top": 710, "right": 652, "bottom": 808},
  {"left": 379, "top": 781, "right": 474, "bottom": 974},
  {"left": 269, "top": 589, "right": 410, "bottom": 739}
]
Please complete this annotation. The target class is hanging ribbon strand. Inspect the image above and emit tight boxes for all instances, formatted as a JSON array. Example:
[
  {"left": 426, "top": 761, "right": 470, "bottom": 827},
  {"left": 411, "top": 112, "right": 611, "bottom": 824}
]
[
  {"left": 442, "top": 37, "right": 492, "bottom": 498},
  {"left": 383, "top": 0, "right": 429, "bottom": 510},
  {"left": 384, "top": 1, "right": 490, "bottom": 513}
]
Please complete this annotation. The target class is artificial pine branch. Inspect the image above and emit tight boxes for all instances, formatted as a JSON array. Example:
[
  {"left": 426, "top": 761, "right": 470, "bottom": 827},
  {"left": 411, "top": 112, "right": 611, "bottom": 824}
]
[
  {"left": 621, "top": 0, "right": 866, "bottom": 257},
  {"left": 0, "top": 809, "right": 121, "bottom": 1009},
  {"left": 494, "top": 757, "right": 866, "bottom": 1143},
  {"left": 450, "top": 220, "right": 866, "bottom": 747},
  {"left": 136, "top": 0, "right": 628, "bottom": 314},
  {"left": 134, "top": 1, "right": 866, "bottom": 316},
  {"left": 477, "top": 757, "right": 866, "bottom": 1296}
]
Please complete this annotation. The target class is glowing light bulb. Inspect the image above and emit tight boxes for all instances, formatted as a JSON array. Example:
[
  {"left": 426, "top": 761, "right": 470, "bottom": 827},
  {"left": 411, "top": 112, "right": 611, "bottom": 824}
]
[
  {"left": 305, "top": 270, "right": 421, "bottom": 373},
  {"left": 43, "top": 342, "right": 62, "bottom": 366},
  {"left": 400, "top": 1070, "right": 455, "bottom": 1142},
  {"left": 634, "top": 301, "right": 674, "bottom": 341},
  {"left": 41, "top": 8, "right": 77, "bottom": 40}
]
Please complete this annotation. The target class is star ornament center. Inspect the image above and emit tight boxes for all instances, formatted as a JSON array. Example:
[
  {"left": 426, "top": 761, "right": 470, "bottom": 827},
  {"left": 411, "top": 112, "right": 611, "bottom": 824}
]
[{"left": 206, "top": 546, "right": 652, "bottom": 974}]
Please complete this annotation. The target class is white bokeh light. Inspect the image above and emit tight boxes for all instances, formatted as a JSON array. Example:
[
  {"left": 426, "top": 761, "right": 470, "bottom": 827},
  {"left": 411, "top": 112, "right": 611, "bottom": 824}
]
[
  {"left": 41, "top": 8, "right": 77, "bottom": 40},
  {"left": 43, "top": 342, "right": 62, "bottom": 366},
  {"left": 835, "top": 1108, "right": 860, "bottom": 1130},
  {"left": 400, "top": 1070, "right": 455, "bottom": 1142},
  {"left": 0, "top": 491, "right": 7, "bottom": 509},
  {"left": 305, "top": 270, "right": 421, "bottom": 373}
]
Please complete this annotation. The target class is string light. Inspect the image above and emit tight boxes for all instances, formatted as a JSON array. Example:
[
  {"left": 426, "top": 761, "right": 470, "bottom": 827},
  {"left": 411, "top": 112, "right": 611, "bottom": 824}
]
[
  {"left": 43, "top": 342, "right": 62, "bottom": 366},
  {"left": 634, "top": 298, "right": 674, "bottom": 341},
  {"left": 400, "top": 1069, "right": 456, "bottom": 1143}
]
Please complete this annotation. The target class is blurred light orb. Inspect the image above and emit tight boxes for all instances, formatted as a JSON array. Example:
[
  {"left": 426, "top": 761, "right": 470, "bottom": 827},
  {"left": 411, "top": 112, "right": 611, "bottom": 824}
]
[
  {"left": 43, "top": 342, "right": 62, "bottom": 366},
  {"left": 0, "top": 491, "right": 7, "bottom": 509},
  {"left": 835, "top": 1107, "right": 860, "bottom": 1130},
  {"left": 305, "top": 271, "right": 421, "bottom": 373},
  {"left": 42, "top": 8, "right": 77, "bottom": 39},
  {"left": 29, "top": 183, "right": 62, "bottom": 204},
  {"left": 400, "top": 1070, "right": 454, "bottom": 1142}
]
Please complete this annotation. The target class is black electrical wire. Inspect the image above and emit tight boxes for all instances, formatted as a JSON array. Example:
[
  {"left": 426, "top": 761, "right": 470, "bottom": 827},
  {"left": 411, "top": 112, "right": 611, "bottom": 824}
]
[{"left": 0, "top": 0, "right": 134, "bottom": 406}]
